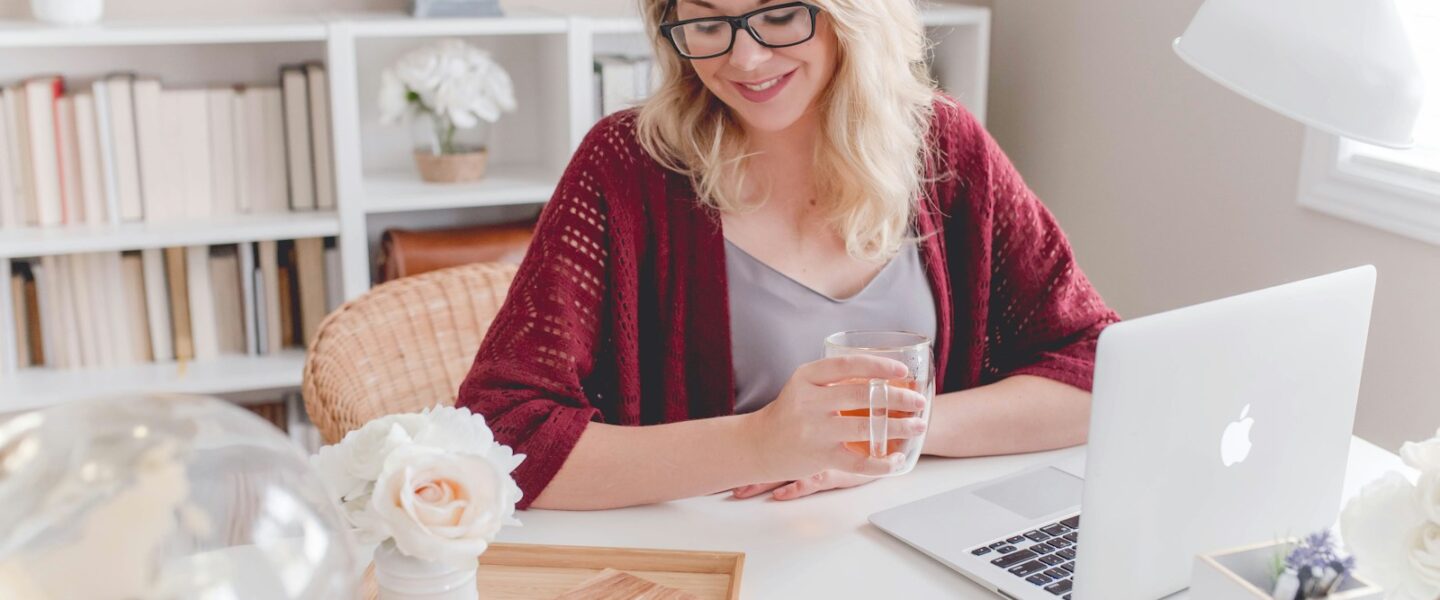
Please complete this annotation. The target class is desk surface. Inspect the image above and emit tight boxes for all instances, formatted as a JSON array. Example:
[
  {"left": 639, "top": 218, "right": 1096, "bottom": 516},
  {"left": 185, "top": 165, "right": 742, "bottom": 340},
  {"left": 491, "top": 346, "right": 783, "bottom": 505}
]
[{"left": 495, "top": 437, "right": 1403, "bottom": 599}]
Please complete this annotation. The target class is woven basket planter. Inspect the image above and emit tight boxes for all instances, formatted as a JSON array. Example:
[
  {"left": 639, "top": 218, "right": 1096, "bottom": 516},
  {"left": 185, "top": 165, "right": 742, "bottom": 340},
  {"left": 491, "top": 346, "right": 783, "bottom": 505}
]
[{"left": 414, "top": 149, "right": 489, "bottom": 183}]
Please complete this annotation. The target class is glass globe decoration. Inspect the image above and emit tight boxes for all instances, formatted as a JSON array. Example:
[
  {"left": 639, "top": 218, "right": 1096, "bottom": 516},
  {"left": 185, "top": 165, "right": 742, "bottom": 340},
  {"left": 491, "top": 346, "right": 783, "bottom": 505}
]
[{"left": 0, "top": 394, "right": 359, "bottom": 599}]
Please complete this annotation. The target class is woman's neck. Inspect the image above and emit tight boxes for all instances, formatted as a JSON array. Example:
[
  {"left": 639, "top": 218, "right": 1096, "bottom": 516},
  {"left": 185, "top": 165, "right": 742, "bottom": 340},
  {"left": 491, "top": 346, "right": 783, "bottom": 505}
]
[
  {"left": 742, "top": 111, "right": 822, "bottom": 206},
  {"left": 744, "top": 111, "right": 821, "bottom": 166}
]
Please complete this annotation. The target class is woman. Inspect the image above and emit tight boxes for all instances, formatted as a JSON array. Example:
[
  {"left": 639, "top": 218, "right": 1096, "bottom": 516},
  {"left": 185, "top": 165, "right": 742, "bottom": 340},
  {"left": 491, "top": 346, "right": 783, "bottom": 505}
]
[{"left": 456, "top": 0, "right": 1119, "bottom": 510}]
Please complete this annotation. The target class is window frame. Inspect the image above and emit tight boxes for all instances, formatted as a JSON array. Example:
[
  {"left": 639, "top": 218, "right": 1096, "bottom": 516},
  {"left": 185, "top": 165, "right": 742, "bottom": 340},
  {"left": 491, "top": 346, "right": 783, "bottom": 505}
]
[{"left": 1296, "top": 5, "right": 1440, "bottom": 244}]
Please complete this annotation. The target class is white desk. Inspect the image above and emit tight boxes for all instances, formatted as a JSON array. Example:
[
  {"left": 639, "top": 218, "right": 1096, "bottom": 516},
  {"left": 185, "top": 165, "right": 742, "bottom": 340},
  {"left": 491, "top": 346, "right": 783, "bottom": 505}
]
[{"left": 496, "top": 437, "right": 1404, "bottom": 599}]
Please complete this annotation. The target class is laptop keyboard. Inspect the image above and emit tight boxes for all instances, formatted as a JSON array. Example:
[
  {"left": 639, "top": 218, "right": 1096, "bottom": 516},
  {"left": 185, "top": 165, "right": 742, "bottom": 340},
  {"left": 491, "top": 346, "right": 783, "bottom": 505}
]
[{"left": 969, "top": 514, "right": 1080, "bottom": 598}]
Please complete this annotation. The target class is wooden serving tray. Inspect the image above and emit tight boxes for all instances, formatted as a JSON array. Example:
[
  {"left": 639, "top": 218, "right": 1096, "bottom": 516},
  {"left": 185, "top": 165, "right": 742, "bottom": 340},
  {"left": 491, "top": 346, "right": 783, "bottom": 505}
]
[{"left": 362, "top": 542, "right": 745, "bottom": 600}]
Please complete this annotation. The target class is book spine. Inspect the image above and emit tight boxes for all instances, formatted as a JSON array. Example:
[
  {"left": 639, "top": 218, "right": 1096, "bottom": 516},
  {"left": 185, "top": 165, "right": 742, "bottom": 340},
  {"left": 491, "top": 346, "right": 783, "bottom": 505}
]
[
  {"left": 141, "top": 247, "right": 174, "bottom": 361},
  {"left": 279, "top": 66, "right": 315, "bottom": 211}
]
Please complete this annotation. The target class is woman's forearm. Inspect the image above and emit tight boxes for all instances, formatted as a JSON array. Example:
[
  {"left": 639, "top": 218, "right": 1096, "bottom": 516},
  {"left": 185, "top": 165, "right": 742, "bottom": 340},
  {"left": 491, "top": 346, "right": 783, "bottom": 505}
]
[
  {"left": 530, "top": 414, "right": 767, "bottom": 510},
  {"left": 923, "top": 375, "right": 1091, "bottom": 457}
]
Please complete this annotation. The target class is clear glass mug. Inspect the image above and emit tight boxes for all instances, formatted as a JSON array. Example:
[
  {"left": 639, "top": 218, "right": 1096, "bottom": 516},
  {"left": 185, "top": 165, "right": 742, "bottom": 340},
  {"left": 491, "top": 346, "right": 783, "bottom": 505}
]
[{"left": 823, "top": 330, "right": 935, "bottom": 477}]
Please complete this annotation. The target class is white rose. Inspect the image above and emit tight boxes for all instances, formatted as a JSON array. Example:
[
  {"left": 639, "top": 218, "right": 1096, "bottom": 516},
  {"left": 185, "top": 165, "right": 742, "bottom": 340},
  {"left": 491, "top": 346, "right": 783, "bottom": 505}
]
[
  {"left": 1419, "top": 471, "right": 1440, "bottom": 527},
  {"left": 340, "top": 415, "right": 428, "bottom": 482},
  {"left": 1342, "top": 472, "right": 1440, "bottom": 600},
  {"left": 369, "top": 445, "right": 523, "bottom": 567},
  {"left": 1415, "top": 523, "right": 1440, "bottom": 591},
  {"left": 1402, "top": 433, "right": 1440, "bottom": 472},
  {"left": 409, "top": 405, "right": 494, "bottom": 454}
]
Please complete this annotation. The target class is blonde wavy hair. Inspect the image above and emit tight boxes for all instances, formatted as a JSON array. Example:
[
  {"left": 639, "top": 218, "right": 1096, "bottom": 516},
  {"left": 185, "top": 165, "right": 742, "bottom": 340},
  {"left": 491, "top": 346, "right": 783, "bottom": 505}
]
[{"left": 636, "top": 0, "right": 942, "bottom": 260}]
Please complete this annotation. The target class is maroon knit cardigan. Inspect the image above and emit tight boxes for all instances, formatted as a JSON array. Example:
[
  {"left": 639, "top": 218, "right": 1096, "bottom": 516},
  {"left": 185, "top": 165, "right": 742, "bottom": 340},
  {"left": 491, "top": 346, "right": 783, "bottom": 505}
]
[{"left": 457, "top": 96, "right": 1120, "bottom": 508}]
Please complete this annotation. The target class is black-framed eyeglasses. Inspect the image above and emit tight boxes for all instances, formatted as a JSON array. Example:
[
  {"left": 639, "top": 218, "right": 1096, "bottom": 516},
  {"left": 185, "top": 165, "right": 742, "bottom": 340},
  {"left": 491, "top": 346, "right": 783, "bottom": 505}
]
[{"left": 659, "top": 1, "right": 823, "bottom": 60}]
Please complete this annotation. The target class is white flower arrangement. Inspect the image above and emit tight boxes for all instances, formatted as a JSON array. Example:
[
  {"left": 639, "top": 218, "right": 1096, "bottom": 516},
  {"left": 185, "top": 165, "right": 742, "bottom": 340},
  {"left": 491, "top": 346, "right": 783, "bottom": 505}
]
[
  {"left": 1340, "top": 429, "right": 1440, "bottom": 600},
  {"left": 378, "top": 38, "right": 517, "bottom": 155},
  {"left": 311, "top": 405, "right": 525, "bottom": 568}
]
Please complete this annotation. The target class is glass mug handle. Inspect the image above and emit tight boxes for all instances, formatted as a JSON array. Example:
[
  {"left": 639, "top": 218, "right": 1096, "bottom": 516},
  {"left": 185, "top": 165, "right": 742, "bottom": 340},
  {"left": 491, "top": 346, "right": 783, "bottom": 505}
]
[{"left": 868, "top": 378, "right": 889, "bottom": 457}]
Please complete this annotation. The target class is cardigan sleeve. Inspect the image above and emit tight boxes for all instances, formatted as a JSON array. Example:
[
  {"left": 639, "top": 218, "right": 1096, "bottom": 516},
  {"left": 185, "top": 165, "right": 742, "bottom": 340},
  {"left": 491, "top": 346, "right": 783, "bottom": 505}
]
[
  {"left": 455, "top": 118, "right": 621, "bottom": 509},
  {"left": 966, "top": 111, "right": 1121, "bottom": 391}
]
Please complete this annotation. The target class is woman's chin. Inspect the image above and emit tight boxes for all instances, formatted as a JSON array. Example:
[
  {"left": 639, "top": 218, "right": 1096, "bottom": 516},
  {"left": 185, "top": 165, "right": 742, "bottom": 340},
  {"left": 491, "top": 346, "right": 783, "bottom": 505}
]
[{"left": 730, "top": 104, "right": 811, "bottom": 135}]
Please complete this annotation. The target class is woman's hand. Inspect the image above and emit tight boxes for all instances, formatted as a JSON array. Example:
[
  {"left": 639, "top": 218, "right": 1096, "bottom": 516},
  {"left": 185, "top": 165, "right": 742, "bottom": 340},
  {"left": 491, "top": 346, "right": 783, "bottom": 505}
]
[
  {"left": 745, "top": 355, "right": 929, "bottom": 483},
  {"left": 732, "top": 470, "right": 880, "bottom": 501}
]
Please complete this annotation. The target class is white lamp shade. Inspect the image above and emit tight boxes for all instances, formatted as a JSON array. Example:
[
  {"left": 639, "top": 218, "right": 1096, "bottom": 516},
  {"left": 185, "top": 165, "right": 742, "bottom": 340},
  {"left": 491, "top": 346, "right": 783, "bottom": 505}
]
[{"left": 1174, "top": 0, "right": 1426, "bottom": 149}]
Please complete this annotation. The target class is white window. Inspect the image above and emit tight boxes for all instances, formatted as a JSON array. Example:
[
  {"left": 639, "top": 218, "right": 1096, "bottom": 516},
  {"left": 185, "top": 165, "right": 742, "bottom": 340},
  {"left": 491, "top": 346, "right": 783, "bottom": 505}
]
[{"left": 1298, "top": 0, "right": 1440, "bottom": 243}]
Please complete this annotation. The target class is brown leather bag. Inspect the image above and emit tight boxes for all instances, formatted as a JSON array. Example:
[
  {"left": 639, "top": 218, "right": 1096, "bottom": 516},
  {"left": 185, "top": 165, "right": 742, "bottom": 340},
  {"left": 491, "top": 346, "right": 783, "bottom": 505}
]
[{"left": 377, "top": 219, "right": 536, "bottom": 283}]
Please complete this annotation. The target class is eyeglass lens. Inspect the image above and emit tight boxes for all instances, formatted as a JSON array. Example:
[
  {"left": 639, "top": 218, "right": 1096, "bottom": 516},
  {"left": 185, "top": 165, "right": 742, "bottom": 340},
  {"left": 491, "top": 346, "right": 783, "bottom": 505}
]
[{"left": 671, "top": 4, "right": 814, "bottom": 58}]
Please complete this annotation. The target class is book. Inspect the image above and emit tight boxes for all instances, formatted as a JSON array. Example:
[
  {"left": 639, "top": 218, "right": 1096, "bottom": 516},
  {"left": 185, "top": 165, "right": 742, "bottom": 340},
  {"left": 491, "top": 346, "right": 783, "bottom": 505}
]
[
  {"left": 9, "top": 270, "right": 28, "bottom": 367},
  {"left": 258, "top": 239, "right": 282, "bottom": 354},
  {"left": 55, "top": 96, "right": 83, "bottom": 224},
  {"left": 102, "top": 74, "right": 142, "bottom": 221},
  {"left": 87, "top": 251, "right": 121, "bottom": 365},
  {"left": 120, "top": 252, "right": 152, "bottom": 362},
  {"left": 73, "top": 92, "right": 107, "bottom": 226},
  {"left": 238, "top": 241, "right": 259, "bottom": 355},
  {"left": 141, "top": 247, "right": 174, "bottom": 361},
  {"left": 304, "top": 63, "right": 336, "bottom": 211},
  {"left": 595, "top": 56, "right": 638, "bottom": 117},
  {"left": 324, "top": 243, "right": 342, "bottom": 312},
  {"left": 23, "top": 76, "right": 64, "bottom": 227},
  {"left": 23, "top": 268, "right": 42, "bottom": 366},
  {"left": 96, "top": 252, "right": 133, "bottom": 365},
  {"left": 67, "top": 254, "right": 101, "bottom": 367},
  {"left": 165, "top": 246, "right": 194, "bottom": 361},
  {"left": 254, "top": 267, "right": 270, "bottom": 355},
  {"left": 32, "top": 259, "right": 59, "bottom": 368},
  {"left": 51, "top": 254, "right": 82, "bottom": 368},
  {"left": 209, "top": 246, "right": 246, "bottom": 355},
  {"left": 295, "top": 237, "right": 326, "bottom": 346},
  {"left": 250, "top": 87, "right": 288, "bottom": 214},
  {"left": 186, "top": 245, "right": 219, "bottom": 361},
  {"left": 231, "top": 91, "right": 252, "bottom": 214},
  {"left": 280, "top": 67, "right": 315, "bottom": 211},
  {"left": 207, "top": 88, "right": 238, "bottom": 217},
  {"left": 7, "top": 82, "right": 36, "bottom": 226},
  {"left": 133, "top": 79, "right": 169, "bottom": 223},
  {"left": 90, "top": 81, "right": 119, "bottom": 225},
  {"left": 174, "top": 90, "right": 213, "bottom": 220},
  {"left": 278, "top": 259, "right": 295, "bottom": 348},
  {"left": 0, "top": 89, "right": 17, "bottom": 229}
]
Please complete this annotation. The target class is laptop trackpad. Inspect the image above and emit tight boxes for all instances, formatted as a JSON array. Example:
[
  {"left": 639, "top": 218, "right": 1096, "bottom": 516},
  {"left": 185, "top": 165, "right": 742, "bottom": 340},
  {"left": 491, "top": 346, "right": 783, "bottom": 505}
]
[{"left": 973, "top": 467, "right": 1084, "bottom": 520}]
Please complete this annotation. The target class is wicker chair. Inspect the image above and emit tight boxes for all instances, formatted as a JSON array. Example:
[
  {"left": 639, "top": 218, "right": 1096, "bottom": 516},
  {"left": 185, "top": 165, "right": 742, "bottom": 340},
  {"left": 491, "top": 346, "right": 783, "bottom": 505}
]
[{"left": 302, "top": 262, "right": 518, "bottom": 444}]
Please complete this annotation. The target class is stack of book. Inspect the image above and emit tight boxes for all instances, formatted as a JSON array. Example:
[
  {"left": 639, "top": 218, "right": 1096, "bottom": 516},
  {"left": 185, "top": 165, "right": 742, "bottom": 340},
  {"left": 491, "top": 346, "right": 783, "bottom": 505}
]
[
  {"left": 594, "top": 54, "right": 659, "bottom": 119},
  {"left": 0, "top": 63, "right": 335, "bottom": 230},
  {"left": 7, "top": 237, "right": 341, "bottom": 371}
]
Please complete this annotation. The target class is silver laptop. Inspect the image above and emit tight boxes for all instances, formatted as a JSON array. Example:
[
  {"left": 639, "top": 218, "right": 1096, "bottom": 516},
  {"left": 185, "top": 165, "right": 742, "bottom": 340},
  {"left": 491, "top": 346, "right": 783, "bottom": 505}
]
[{"left": 869, "top": 266, "right": 1375, "bottom": 600}]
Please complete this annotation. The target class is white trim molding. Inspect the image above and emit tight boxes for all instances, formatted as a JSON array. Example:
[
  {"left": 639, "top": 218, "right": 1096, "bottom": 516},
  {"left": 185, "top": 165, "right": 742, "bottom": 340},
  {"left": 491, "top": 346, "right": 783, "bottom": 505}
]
[{"left": 1297, "top": 128, "right": 1440, "bottom": 245}]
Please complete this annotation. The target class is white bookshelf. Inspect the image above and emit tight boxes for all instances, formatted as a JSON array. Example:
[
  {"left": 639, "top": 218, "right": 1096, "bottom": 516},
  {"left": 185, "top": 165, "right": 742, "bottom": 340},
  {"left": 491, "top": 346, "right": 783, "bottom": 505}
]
[
  {"left": 363, "top": 166, "right": 558, "bottom": 213},
  {"left": 0, "top": 211, "right": 340, "bottom": 258},
  {"left": 0, "top": 350, "right": 307, "bottom": 412},
  {"left": 0, "top": 7, "right": 990, "bottom": 410}
]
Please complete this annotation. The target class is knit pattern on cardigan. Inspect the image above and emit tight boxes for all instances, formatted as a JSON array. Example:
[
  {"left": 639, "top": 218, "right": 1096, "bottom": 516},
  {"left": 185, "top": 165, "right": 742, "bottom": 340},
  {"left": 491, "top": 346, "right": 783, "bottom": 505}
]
[{"left": 457, "top": 96, "right": 1121, "bottom": 508}]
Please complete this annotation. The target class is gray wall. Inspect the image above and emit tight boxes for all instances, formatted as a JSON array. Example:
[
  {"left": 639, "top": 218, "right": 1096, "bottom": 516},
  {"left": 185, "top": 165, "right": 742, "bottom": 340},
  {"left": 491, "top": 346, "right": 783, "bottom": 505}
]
[{"left": 977, "top": 0, "right": 1440, "bottom": 452}]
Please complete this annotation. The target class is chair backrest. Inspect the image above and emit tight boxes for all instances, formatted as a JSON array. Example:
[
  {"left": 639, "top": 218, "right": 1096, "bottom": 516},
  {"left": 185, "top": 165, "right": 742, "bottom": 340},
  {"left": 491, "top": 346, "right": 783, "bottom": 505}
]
[{"left": 302, "top": 262, "right": 518, "bottom": 444}]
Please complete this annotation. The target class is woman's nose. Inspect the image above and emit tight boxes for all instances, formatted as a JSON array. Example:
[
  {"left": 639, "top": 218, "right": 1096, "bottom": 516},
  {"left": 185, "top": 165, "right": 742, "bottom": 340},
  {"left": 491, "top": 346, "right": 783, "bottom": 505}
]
[{"left": 727, "top": 28, "right": 773, "bottom": 72}]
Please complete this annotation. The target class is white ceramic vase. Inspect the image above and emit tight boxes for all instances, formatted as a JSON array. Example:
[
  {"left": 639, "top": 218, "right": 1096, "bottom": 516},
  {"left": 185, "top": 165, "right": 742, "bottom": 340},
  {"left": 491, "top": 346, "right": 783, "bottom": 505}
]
[
  {"left": 374, "top": 541, "right": 479, "bottom": 600},
  {"left": 30, "top": 0, "right": 103, "bottom": 25}
]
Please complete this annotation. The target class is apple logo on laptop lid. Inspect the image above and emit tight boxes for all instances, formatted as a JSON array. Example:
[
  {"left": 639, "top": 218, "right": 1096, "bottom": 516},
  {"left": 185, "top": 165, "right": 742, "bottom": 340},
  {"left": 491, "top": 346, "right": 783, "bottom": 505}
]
[{"left": 1221, "top": 404, "right": 1255, "bottom": 467}]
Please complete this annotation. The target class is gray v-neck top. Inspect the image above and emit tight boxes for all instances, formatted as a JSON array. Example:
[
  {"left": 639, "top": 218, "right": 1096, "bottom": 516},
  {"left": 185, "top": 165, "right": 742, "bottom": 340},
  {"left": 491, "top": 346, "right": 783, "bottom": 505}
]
[{"left": 725, "top": 239, "right": 938, "bottom": 414}]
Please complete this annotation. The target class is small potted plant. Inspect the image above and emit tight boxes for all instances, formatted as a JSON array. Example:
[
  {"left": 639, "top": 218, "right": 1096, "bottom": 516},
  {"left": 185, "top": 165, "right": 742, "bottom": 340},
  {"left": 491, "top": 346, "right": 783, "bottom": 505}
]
[
  {"left": 379, "top": 38, "right": 516, "bottom": 184},
  {"left": 1192, "top": 531, "right": 1381, "bottom": 600}
]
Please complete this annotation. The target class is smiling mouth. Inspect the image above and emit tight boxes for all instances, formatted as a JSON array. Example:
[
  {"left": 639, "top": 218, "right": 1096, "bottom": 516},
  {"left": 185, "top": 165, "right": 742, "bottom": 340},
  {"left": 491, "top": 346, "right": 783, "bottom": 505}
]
[{"left": 735, "top": 69, "right": 795, "bottom": 92}]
